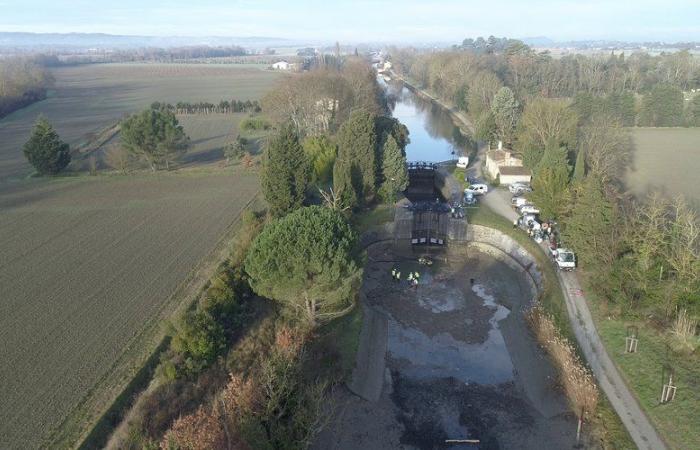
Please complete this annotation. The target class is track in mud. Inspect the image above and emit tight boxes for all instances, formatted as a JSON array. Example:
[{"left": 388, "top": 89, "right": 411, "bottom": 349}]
[{"left": 314, "top": 242, "right": 576, "bottom": 450}]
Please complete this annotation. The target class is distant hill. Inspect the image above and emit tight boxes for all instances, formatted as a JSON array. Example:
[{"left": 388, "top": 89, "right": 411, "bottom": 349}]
[{"left": 0, "top": 32, "right": 298, "bottom": 51}]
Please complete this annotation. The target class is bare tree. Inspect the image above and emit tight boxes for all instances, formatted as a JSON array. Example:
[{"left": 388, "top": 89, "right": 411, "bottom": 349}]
[
  {"left": 579, "top": 114, "right": 632, "bottom": 185},
  {"left": 104, "top": 146, "right": 131, "bottom": 174}
]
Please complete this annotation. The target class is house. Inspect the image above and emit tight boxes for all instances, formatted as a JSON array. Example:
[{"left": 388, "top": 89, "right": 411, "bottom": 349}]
[
  {"left": 485, "top": 141, "right": 532, "bottom": 185},
  {"left": 271, "top": 61, "right": 291, "bottom": 70}
]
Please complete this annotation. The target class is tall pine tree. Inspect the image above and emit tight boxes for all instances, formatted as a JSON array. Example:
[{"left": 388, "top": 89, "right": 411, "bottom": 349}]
[{"left": 260, "top": 125, "right": 310, "bottom": 217}]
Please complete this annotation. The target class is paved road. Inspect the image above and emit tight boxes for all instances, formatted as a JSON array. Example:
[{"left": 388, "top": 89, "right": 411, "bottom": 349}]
[{"left": 434, "top": 96, "right": 666, "bottom": 450}]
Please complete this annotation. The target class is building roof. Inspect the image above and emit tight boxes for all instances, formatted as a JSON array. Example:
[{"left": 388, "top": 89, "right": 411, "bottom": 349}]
[
  {"left": 499, "top": 166, "right": 531, "bottom": 176},
  {"left": 487, "top": 148, "right": 519, "bottom": 164}
]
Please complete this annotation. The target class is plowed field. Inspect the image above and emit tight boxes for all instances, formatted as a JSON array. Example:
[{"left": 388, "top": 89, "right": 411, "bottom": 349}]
[{"left": 0, "top": 169, "right": 259, "bottom": 448}]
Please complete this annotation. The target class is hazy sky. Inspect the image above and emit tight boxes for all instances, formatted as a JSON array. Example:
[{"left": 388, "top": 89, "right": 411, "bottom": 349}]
[{"left": 0, "top": 0, "right": 698, "bottom": 43}]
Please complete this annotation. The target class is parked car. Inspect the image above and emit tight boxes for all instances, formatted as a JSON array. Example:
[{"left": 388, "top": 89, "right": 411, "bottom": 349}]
[
  {"left": 509, "top": 182, "right": 532, "bottom": 195},
  {"left": 456, "top": 156, "right": 469, "bottom": 168},
  {"left": 465, "top": 183, "right": 488, "bottom": 195}
]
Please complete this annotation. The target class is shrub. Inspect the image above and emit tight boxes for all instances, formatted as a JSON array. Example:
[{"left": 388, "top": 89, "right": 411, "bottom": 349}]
[
  {"left": 241, "top": 116, "right": 271, "bottom": 131},
  {"left": 23, "top": 115, "right": 71, "bottom": 175}
]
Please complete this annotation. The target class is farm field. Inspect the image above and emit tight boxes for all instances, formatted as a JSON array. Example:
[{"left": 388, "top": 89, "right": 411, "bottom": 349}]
[
  {"left": 0, "top": 63, "right": 282, "bottom": 180},
  {"left": 626, "top": 127, "right": 700, "bottom": 204},
  {"left": 0, "top": 168, "right": 259, "bottom": 448}
]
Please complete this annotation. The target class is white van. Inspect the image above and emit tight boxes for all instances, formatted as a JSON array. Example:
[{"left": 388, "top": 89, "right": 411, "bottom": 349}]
[
  {"left": 456, "top": 156, "right": 469, "bottom": 168},
  {"left": 465, "top": 183, "right": 488, "bottom": 195}
]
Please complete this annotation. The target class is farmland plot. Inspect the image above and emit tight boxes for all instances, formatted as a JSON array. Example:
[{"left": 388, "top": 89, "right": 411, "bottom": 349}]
[
  {"left": 626, "top": 127, "right": 700, "bottom": 204},
  {"left": 0, "top": 169, "right": 259, "bottom": 448},
  {"left": 0, "top": 63, "right": 281, "bottom": 180}
]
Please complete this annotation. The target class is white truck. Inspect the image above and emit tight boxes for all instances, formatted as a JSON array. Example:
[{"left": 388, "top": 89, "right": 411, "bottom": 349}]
[
  {"left": 552, "top": 248, "right": 576, "bottom": 271},
  {"left": 456, "top": 156, "right": 469, "bottom": 168}
]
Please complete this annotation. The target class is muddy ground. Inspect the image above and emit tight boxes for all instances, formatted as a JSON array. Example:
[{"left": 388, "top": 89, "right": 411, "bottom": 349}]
[{"left": 313, "top": 242, "right": 579, "bottom": 450}]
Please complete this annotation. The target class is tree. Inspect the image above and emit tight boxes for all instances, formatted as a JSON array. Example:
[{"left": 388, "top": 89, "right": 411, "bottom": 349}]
[
  {"left": 379, "top": 135, "right": 408, "bottom": 203},
  {"left": 302, "top": 135, "right": 337, "bottom": 185},
  {"left": 245, "top": 206, "right": 362, "bottom": 325},
  {"left": 563, "top": 176, "right": 615, "bottom": 267},
  {"left": 491, "top": 86, "right": 519, "bottom": 145},
  {"left": 104, "top": 146, "right": 130, "bottom": 174},
  {"left": 639, "top": 84, "right": 684, "bottom": 127},
  {"left": 260, "top": 125, "right": 310, "bottom": 217},
  {"left": 687, "top": 94, "right": 700, "bottom": 126},
  {"left": 22, "top": 116, "right": 70, "bottom": 175},
  {"left": 223, "top": 136, "right": 246, "bottom": 164},
  {"left": 335, "top": 110, "right": 378, "bottom": 204},
  {"left": 474, "top": 111, "right": 497, "bottom": 144},
  {"left": 578, "top": 115, "right": 632, "bottom": 185},
  {"left": 517, "top": 98, "right": 578, "bottom": 169},
  {"left": 332, "top": 157, "right": 359, "bottom": 210},
  {"left": 572, "top": 148, "right": 586, "bottom": 182},
  {"left": 172, "top": 310, "right": 226, "bottom": 374},
  {"left": 120, "top": 107, "right": 189, "bottom": 171},
  {"left": 530, "top": 140, "right": 571, "bottom": 219}
]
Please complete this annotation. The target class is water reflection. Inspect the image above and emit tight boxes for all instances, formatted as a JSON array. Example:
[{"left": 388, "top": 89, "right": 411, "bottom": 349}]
[{"left": 383, "top": 80, "right": 467, "bottom": 163}]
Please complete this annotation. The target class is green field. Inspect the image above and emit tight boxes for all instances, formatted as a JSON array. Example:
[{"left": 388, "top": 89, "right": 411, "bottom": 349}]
[
  {"left": 0, "top": 63, "right": 282, "bottom": 180},
  {"left": 626, "top": 128, "right": 700, "bottom": 204},
  {"left": 585, "top": 281, "right": 700, "bottom": 450},
  {"left": 0, "top": 169, "right": 260, "bottom": 448}
]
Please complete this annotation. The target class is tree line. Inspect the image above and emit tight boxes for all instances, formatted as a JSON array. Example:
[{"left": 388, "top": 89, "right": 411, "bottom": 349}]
[
  {"left": 150, "top": 99, "right": 262, "bottom": 115},
  {"left": 390, "top": 41, "right": 700, "bottom": 127},
  {"left": 0, "top": 56, "right": 53, "bottom": 118}
]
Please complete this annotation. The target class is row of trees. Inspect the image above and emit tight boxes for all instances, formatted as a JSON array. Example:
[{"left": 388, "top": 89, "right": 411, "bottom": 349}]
[
  {"left": 0, "top": 56, "right": 53, "bottom": 118},
  {"left": 150, "top": 99, "right": 261, "bottom": 115},
  {"left": 391, "top": 45, "right": 700, "bottom": 127}
]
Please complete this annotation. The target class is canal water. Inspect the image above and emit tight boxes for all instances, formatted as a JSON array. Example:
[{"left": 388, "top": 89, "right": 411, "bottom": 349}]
[{"left": 383, "top": 80, "right": 469, "bottom": 163}]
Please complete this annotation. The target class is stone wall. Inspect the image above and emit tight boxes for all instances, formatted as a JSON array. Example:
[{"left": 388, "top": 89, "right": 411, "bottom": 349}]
[{"left": 464, "top": 225, "right": 544, "bottom": 299}]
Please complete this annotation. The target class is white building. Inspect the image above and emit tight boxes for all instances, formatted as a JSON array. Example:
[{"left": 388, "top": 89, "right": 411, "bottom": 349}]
[
  {"left": 271, "top": 61, "right": 292, "bottom": 70},
  {"left": 485, "top": 141, "right": 531, "bottom": 185}
]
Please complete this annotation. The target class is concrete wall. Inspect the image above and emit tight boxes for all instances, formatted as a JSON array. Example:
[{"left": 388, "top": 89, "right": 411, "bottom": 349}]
[{"left": 464, "top": 225, "right": 544, "bottom": 299}]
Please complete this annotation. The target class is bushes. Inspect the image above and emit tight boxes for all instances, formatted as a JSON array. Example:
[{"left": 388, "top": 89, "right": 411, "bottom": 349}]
[
  {"left": 161, "top": 326, "right": 327, "bottom": 450},
  {"left": 241, "top": 116, "right": 272, "bottom": 131}
]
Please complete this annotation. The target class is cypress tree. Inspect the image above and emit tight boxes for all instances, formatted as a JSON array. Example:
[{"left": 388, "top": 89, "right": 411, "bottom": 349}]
[
  {"left": 563, "top": 175, "right": 614, "bottom": 267},
  {"left": 23, "top": 116, "right": 71, "bottom": 175},
  {"left": 260, "top": 125, "right": 310, "bottom": 217},
  {"left": 336, "top": 110, "right": 377, "bottom": 204},
  {"left": 379, "top": 135, "right": 408, "bottom": 203},
  {"left": 531, "top": 140, "right": 571, "bottom": 219},
  {"left": 332, "top": 157, "right": 359, "bottom": 210}
]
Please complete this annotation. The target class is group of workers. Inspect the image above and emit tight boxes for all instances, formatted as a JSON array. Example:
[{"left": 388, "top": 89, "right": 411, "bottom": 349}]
[{"left": 391, "top": 267, "right": 420, "bottom": 287}]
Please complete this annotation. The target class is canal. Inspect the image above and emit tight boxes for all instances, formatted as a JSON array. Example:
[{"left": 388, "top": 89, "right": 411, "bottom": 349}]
[{"left": 383, "top": 80, "right": 470, "bottom": 163}]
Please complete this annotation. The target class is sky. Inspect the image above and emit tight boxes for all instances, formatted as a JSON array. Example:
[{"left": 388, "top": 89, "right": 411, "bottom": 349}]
[{"left": 0, "top": 0, "right": 699, "bottom": 43}]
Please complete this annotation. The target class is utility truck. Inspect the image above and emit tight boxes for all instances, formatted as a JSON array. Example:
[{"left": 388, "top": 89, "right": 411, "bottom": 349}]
[{"left": 552, "top": 248, "right": 576, "bottom": 271}]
